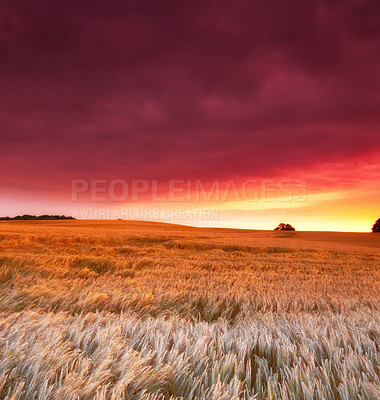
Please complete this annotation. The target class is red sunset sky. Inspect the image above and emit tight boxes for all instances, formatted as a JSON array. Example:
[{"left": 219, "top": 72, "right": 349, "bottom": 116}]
[{"left": 1, "top": 0, "right": 380, "bottom": 231}]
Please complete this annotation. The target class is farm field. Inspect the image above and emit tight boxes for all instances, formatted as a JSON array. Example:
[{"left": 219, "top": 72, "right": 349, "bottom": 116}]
[{"left": 0, "top": 220, "right": 379, "bottom": 399}]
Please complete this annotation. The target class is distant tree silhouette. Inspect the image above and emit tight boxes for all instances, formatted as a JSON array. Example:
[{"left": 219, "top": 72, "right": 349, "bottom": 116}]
[
  {"left": 372, "top": 218, "right": 380, "bottom": 232},
  {"left": 0, "top": 215, "right": 75, "bottom": 221},
  {"left": 274, "top": 223, "right": 295, "bottom": 231}
]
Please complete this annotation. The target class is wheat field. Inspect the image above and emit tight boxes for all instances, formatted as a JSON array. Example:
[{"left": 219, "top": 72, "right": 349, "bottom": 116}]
[{"left": 0, "top": 220, "right": 379, "bottom": 399}]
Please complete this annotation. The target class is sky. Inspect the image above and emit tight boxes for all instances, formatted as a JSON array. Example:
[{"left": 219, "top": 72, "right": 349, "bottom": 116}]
[{"left": 1, "top": 0, "right": 380, "bottom": 231}]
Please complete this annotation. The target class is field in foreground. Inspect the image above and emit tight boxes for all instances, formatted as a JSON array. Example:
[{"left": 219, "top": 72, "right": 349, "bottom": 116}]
[{"left": 0, "top": 220, "right": 379, "bottom": 400}]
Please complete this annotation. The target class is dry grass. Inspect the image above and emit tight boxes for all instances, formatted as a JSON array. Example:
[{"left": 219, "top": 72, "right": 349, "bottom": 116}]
[{"left": 0, "top": 220, "right": 379, "bottom": 399}]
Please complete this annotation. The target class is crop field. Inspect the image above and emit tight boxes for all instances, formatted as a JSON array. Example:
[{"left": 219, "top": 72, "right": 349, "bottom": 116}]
[{"left": 0, "top": 220, "right": 379, "bottom": 400}]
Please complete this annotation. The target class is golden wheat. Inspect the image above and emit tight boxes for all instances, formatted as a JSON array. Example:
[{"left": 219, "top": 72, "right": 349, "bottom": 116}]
[{"left": 0, "top": 220, "right": 379, "bottom": 399}]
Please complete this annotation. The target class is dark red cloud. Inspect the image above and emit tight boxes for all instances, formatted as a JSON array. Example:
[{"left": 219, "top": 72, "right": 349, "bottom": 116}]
[{"left": 1, "top": 0, "right": 380, "bottom": 200}]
